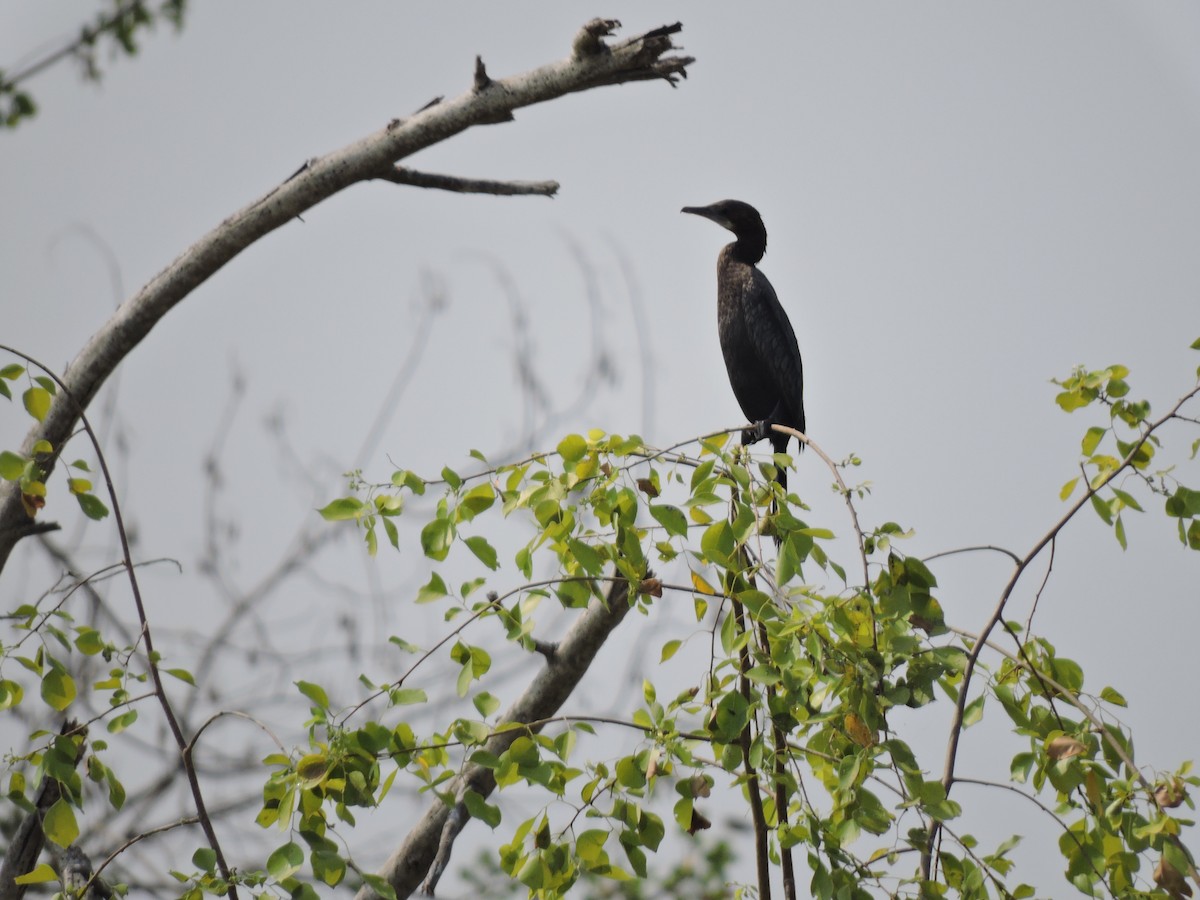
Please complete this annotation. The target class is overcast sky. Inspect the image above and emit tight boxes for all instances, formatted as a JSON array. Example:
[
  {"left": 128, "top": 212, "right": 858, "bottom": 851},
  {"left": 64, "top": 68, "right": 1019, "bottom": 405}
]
[{"left": 3, "top": 3, "right": 1200, "bottom": 895}]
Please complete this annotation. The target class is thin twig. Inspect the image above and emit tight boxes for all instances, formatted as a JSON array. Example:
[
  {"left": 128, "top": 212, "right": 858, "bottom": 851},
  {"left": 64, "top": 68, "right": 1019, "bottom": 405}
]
[
  {"left": 84, "top": 817, "right": 202, "bottom": 898},
  {"left": 1023, "top": 536, "right": 1055, "bottom": 635},
  {"left": 922, "top": 544, "right": 1021, "bottom": 565}
]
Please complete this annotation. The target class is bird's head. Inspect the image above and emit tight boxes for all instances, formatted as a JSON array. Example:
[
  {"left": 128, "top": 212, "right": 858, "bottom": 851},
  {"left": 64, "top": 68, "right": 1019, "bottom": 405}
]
[{"left": 681, "top": 199, "right": 767, "bottom": 262}]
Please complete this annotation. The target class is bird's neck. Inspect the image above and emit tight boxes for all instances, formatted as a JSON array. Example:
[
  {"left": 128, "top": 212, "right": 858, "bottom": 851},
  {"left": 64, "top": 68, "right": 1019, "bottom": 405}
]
[{"left": 728, "top": 231, "right": 766, "bottom": 265}]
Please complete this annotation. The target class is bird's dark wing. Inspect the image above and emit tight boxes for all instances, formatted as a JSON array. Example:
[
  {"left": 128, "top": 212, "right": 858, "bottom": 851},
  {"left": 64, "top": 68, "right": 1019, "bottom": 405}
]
[{"left": 743, "top": 268, "right": 806, "bottom": 439}]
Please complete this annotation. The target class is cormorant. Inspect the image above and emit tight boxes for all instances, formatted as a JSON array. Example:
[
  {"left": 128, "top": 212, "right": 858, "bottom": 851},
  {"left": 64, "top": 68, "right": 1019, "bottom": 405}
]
[{"left": 682, "top": 199, "right": 805, "bottom": 493}]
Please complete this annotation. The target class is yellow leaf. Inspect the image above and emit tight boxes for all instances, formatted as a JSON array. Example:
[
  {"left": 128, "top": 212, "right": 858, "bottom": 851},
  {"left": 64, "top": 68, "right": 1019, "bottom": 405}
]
[
  {"left": 14, "top": 863, "right": 57, "bottom": 885},
  {"left": 1085, "top": 770, "right": 1102, "bottom": 810},
  {"left": 844, "top": 713, "right": 876, "bottom": 748},
  {"left": 690, "top": 572, "right": 715, "bottom": 595},
  {"left": 1047, "top": 735, "right": 1086, "bottom": 761},
  {"left": 22, "top": 387, "right": 50, "bottom": 422}
]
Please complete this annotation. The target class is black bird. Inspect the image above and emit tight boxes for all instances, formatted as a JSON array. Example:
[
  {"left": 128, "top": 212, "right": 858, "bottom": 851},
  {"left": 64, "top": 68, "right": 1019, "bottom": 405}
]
[{"left": 682, "top": 199, "right": 805, "bottom": 493}]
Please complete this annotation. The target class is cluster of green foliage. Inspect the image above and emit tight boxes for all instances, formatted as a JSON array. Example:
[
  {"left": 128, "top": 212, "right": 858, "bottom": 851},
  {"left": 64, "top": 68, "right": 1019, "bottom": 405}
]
[
  {"left": 0, "top": 364, "right": 110, "bottom": 523},
  {"left": 1, "top": 343, "right": 1198, "bottom": 899},
  {"left": 1, "top": 0, "right": 188, "bottom": 129},
  {"left": 281, "top": 345, "right": 1198, "bottom": 897}
]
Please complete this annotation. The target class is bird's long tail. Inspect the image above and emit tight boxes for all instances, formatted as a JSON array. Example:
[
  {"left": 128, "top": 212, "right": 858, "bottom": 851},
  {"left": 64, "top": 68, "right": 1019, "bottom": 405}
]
[{"left": 770, "top": 435, "right": 790, "bottom": 546}]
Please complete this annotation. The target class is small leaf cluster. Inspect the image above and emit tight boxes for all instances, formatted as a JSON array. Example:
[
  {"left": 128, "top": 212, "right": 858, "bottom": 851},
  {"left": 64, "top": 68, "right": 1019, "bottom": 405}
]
[
  {"left": 1, "top": 0, "right": 189, "bottom": 130},
  {"left": 0, "top": 364, "right": 109, "bottom": 521},
  {"left": 1055, "top": 350, "right": 1200, "bottom": 551},
  {"left": 992, "top": 635, "right": 1200, "bottom": 896}
]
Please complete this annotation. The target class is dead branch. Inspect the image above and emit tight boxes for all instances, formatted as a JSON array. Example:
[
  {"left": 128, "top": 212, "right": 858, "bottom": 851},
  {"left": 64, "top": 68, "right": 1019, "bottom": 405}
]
[
  {"left": 378, "top": 166, "right": 558, "bottom": 197},
  {"left": 0, "top": 19, "right": 693, "bottom": 572}
]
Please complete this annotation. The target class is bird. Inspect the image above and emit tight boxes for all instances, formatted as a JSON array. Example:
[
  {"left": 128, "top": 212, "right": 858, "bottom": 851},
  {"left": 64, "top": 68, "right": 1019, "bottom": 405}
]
[{"left": 681, "top": 199, "right": 806, "bottom": 495}]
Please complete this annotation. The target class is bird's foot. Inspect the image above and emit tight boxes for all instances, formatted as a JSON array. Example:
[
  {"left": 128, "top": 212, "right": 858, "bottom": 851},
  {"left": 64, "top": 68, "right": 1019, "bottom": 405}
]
[{"left": 742, "top": 419, "right": 773, "bottom": 445}]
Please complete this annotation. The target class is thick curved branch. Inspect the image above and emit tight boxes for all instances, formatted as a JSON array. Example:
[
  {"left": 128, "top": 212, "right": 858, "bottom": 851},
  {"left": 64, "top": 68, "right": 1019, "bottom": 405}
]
[
  {"left": 353, "top": 575, "right": 638, "bottom": 900},
  {"left": 0, "top": 19, "right": 692, "bottom": 571}
]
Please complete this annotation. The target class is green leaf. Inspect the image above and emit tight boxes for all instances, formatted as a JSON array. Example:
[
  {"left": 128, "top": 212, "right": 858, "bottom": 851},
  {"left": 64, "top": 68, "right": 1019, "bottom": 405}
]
[
  {"left": 420, "top": 517, "right": 454, "bottom": 561},
  {"left": 1099, "top": 686, "right": 1127, "bottom": 707},
  {"left": 963, "top": 695, "right": 985, "bottom": 728},
  {"left": 312, "top": 849, "right": 347, "bottom": 887},
  {"left": 1055, "top": 389, "right": 1091, "bottom": 412},
  {"left": 40, "top": 667, "right": 75, "bottom": 711},
  {"left": 33, "top": 375, "right": 56, "bottom": 395},
  {"left": 0, "top": 450, "right": 25, "bottom": 480},
  {"left": 0, "top": 679, "right": 24, "bottom": 710},
  {"left": 391, "top": 469, "right": 426, "bottom": 495},
  {"left": 568, "top": 539, "right": 605, "bottom": 575},
  {"left": 360, "top": 872, "right": 398, "bottom": 900},
  {"left": 557, "top": 434, "right": 587, "bottom": 464},
  {"left": 1080, "top": 426, "right": 1106, "bottom": 456},
  {"left": 13, "top": 863, "right": 57, "bottom": 885},
  {"left": 296, "top": 754, "right": 329, "bottom": 788},
  {"left": 1165, "top": 486, "right": 1200, "bottom": 518},
  {"left": 317, "top": 496, "right": 363, "bottom": 521},
  {"left": 416, "top": 572, "right": 448, "bottom": 604},
  {"left": 440, "top": 466, "right": 462, "bottom": 490},
  {"left": 76, "top": 492, "right": 109, "bottom": 520},
  {"left": 1089, "top": 494, "right": 1113, "bottom": 525},
  {"left": 42, "top": 798, "right": 79, "bottom": 847},
  {"left": 382, "top": 516, "right": 400, "bottom": 550},
  {"left": 473, "top": 691, "right": 500, "bottom": 717},
  {"left": 700, "top": 520, "right": 734, "bottom": 567},
  {"left": 460, "top": 483, "right": 495, "bottom": 518},
  {"left": 165, "top": 667, "right": 196, "bottom": 686},
  {"left": 0, "top": 364, "right": 25, "bottom": 379},
  {"left": 659, "top": 639, "right": 681, "bottom": 663},
  {"left": 295, "top": 680, "right": 330, "bottom": 710},
  {"left": 1110, "top": 487, "right": 1143, "bottom": 512},
  {"left": 649, "top": 503, "right": 688, "bottom": 537},
  {"left": 105, "top": 767, "right": 125, "bottom": 809},
  {"left": 709, "top": 690, "right": 750, "bottom": 742},
  {"left": 745, "top": 665, "right": 781, "bottom": 685},
  {"left": 106, "top": 710, "right": 138, "bottom": 734},
  {"left": 267, "top": 841, "right": 304, "bottom": 880},
  {"left": 464, "top": 535, "right": 499, "bottom": 570},
  {"left": 463, "top": 790, "right": 502, "bottom": 828},
  {"left": 22, "top": 386, "right": 50, "bottom": 422},
  {"left": 389, "top": 688, "right": 426, "bottom": 706},
  {"left": 192, "top": 847, "right": 217, "bottom": 872}
]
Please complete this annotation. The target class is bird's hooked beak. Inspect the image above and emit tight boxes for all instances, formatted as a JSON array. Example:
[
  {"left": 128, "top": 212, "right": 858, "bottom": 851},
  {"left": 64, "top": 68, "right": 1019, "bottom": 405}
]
[{"left": 681, "top": 204, "right": 733, "bottom": 232}]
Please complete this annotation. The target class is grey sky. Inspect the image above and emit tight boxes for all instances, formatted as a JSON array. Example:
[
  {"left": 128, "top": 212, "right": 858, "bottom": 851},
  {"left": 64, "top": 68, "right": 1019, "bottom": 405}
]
[{"left": 3, "top": 3, "right": 1200, "bottom": 894}]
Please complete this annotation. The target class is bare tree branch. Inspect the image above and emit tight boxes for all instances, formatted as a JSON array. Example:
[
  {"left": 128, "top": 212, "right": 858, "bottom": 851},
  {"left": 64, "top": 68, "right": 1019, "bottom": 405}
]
[
  {"left": 353, "top": 575, "right": 641, "bottom": 900},
  {"left": 378, "top": 166, "right": 559, "bottom": 197},
  {"left": 0, "top": 19, "right": 693, "bottom": 572}
]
